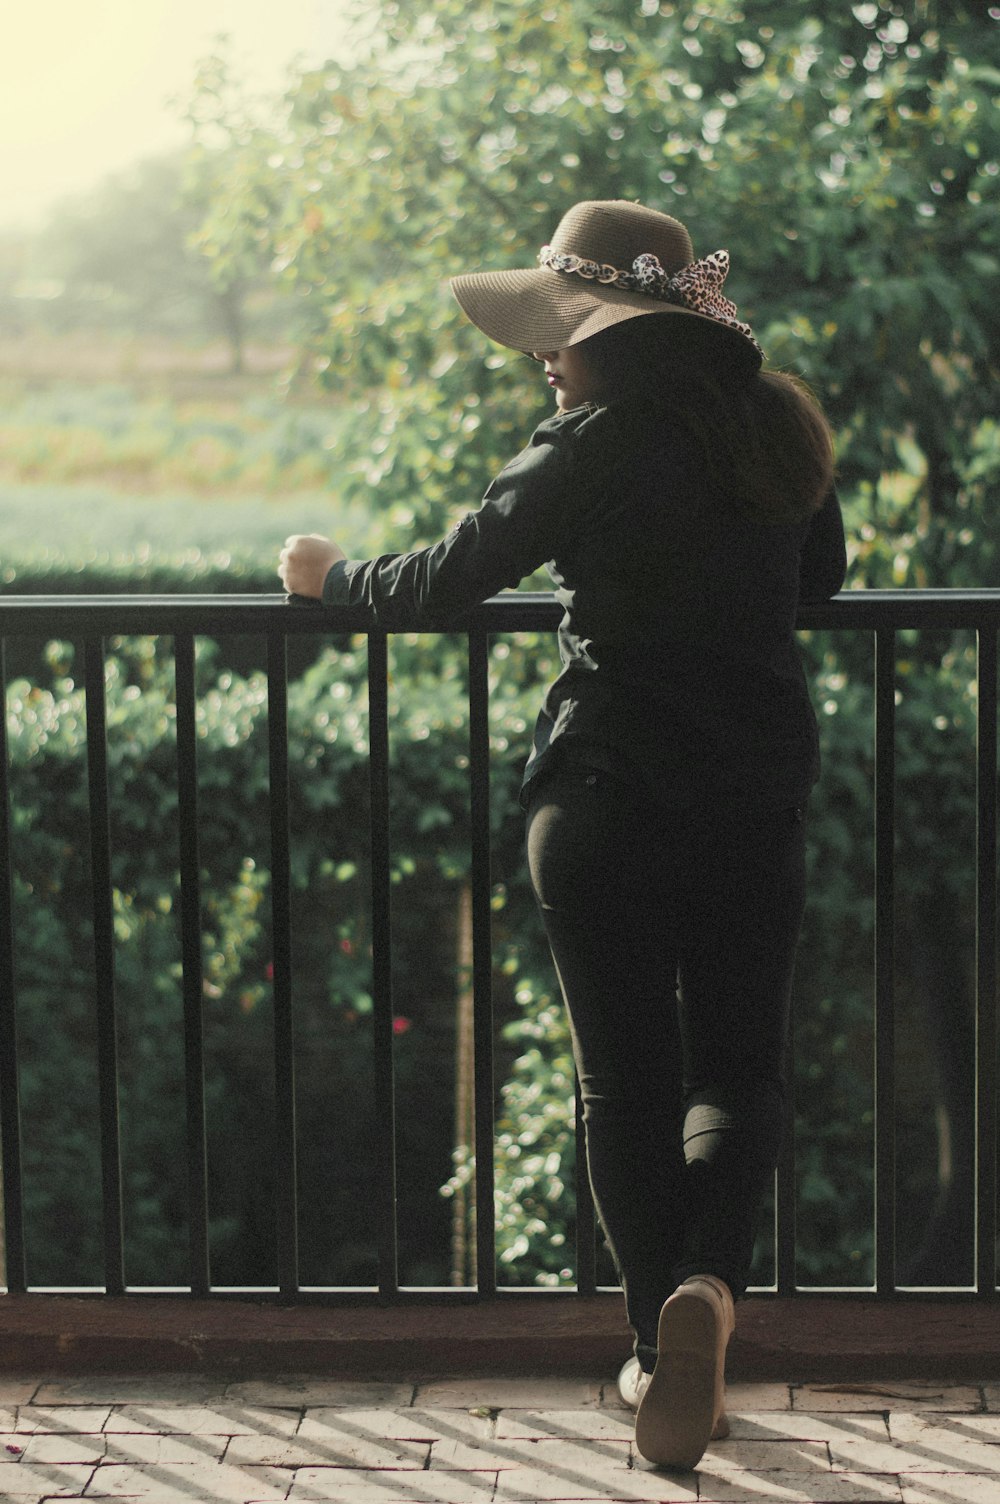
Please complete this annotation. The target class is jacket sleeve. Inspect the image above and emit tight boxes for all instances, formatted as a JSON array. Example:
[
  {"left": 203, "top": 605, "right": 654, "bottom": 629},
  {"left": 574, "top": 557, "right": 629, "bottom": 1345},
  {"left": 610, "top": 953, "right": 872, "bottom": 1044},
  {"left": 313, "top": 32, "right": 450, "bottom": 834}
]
[
  {"left": 798, "top": 486, "right": 847, "bottom": 604},
  {"left": 320, "top": 417, "right": 581, "bottom": 629}
]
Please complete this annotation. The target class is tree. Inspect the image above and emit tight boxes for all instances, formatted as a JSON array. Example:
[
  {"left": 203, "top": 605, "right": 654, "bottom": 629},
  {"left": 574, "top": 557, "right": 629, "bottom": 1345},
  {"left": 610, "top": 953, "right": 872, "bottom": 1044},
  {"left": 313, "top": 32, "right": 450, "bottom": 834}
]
[
  {"left": 178, "top": 45, "right": 299, "bottom": 374},
  {"left": 27, "top": 148, "right": 283, "bottom": 371},
  {"left": 186, "top": 1, "right": 999, "bottom": 553}
]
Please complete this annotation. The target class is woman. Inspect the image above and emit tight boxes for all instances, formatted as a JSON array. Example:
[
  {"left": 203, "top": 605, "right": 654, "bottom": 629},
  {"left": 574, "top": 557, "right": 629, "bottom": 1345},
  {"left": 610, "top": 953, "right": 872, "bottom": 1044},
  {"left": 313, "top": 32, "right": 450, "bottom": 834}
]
[{"left": 279, "top": 200, "right": 846, "bottom": 1470}]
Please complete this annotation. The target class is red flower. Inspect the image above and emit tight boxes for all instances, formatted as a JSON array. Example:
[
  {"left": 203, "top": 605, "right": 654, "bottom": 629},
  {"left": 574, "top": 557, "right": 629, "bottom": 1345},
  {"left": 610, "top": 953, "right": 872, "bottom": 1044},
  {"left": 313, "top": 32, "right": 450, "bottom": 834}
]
[
  {"left": 265, "top": 962, "right": 274, "bottom": 981},
  {"left": 392, "top": 1016, "right": 412, "bottom": 1035}
]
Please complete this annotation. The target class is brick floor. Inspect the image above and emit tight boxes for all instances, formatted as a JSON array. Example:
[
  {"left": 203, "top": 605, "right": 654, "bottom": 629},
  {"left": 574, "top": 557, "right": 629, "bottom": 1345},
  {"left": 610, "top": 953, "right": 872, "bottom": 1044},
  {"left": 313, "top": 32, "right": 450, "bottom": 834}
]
[{"left": 0, "top": 1375, "right": 998, "bottom": 1502}]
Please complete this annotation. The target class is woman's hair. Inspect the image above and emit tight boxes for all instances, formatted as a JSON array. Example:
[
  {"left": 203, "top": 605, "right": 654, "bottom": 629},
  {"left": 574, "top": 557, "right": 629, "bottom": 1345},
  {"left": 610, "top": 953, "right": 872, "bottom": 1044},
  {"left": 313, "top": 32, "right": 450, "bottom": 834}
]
[{"left": 581, "top": 317, "right": 835, "bottom": 524}]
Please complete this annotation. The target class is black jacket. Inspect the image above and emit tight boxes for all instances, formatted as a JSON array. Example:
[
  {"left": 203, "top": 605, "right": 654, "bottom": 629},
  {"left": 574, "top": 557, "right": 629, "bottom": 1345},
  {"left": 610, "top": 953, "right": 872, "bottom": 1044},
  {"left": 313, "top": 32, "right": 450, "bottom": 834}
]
[{"left": 322, "top": 402, "right": 847, "bottom": 807}]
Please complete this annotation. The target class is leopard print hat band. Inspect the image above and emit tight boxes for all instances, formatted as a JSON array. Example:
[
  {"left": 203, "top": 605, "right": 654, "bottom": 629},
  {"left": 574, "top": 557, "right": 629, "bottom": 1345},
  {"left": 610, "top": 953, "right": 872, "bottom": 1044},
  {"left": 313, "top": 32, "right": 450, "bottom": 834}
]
[
  {"left": 537, "top": 245, "right": 764, "bottom": 360},
  {"left": 451, "top": 200, "right": 764, "bottom": 368}
]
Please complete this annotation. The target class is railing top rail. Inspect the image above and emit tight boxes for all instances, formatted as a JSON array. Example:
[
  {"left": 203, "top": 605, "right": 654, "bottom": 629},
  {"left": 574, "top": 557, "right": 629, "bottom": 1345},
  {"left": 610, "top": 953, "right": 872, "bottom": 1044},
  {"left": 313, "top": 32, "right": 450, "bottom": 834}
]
[{"left": 2, "top": 588, "right": 1000, "bottom": 635}]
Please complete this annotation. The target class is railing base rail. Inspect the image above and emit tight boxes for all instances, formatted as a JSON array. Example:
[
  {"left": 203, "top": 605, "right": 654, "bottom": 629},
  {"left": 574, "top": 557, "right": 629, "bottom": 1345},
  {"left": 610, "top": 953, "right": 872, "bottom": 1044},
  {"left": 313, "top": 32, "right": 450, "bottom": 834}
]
[{"left": 1, "top": 1291, "right": 999, "bottom": 1382}]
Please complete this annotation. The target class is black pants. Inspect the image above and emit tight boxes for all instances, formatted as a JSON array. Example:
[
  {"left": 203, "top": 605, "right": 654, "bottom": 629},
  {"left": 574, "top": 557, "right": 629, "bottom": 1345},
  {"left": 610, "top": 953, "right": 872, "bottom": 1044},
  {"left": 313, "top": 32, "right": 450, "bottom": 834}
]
[{"left": 526, "top": 759, "right": 807, "bottom": 1371}]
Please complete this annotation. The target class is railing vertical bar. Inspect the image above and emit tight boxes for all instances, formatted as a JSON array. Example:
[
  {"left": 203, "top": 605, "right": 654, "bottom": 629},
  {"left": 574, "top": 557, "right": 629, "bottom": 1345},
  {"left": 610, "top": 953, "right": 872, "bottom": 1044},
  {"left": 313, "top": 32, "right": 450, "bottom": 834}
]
[
  {"left": 367, "top": 631, "right": 399, "bottom": 1297},
  {"left": 873, "top": 628, "right": 896, "bottom": 1296},
  {"left": 468, "top": 631, "right": 496, "bottom": 1296},
  {"left": 174, "top": 633, "right": 210, "bottom": 1296},
  {"left": 267, "top": 632, "right": 299, "bottom": 1295},
  {"left": 0, "top": 641, "right": 27, "bottom": 1292},
  {"left": 83, "top": 637, "right": 126, "bottom": 1296},
  {"left": 976, "top": 626, "right": 998, "bottom": 1296},
  {"left": 573, "top": 1082, "right": 597, "bottom": 1295},
  {"left": 775, "top": 1076, "right": 797, "bottom": 1295}
]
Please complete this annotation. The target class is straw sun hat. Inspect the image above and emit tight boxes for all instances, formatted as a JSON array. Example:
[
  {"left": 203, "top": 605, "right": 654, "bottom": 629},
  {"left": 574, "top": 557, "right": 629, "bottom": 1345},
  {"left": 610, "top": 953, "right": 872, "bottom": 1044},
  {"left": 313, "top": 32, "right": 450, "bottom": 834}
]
[{"left": 450, "top": 199, "right": 763, "bottom": 370}]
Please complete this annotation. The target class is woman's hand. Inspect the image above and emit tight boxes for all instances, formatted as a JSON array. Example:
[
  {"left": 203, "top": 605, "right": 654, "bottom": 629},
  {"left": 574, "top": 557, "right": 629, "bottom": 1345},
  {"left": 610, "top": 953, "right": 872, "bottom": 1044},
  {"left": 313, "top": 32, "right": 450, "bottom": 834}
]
[{"left": 278, "top": 534, "right": 346, "bottom": 598}]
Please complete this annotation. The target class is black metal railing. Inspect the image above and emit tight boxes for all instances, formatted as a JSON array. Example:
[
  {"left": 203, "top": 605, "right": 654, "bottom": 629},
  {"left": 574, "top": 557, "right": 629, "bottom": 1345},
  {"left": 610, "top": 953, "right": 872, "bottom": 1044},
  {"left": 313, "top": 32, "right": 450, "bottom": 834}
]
[{"left": 0, "top": 589, "right": 997, "bottom": 1302}]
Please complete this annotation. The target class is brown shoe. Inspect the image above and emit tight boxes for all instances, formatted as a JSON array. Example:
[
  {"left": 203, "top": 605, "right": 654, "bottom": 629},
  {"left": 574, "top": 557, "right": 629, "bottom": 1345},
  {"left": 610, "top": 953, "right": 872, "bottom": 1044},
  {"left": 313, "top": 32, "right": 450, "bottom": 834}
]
[{"left": 633, "top": 1275, "right": 735, "bottom": 1468}]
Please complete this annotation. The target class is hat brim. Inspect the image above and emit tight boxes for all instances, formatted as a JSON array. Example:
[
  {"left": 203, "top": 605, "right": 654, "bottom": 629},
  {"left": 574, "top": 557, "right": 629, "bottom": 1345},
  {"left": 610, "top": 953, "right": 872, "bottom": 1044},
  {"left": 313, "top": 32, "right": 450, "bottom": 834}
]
[{"left": 450, "top": 265, "right": 760, "bottom": 368}]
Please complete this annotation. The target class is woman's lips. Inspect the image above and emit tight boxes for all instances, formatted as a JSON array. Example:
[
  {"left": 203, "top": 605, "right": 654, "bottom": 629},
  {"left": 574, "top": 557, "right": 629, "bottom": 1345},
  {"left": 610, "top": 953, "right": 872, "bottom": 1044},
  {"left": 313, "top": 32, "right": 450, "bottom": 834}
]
[{"left": 547, "top": 373, "right": 561, "bottom": 386}]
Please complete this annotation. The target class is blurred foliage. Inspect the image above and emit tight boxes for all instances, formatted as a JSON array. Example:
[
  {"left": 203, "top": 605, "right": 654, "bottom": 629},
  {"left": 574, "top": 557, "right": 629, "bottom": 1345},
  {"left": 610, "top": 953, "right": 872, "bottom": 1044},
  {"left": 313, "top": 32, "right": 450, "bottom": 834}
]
[
  {"left": 185, "top": 0, "right": 1000, "bottom": 552},
  {"left": 5, "top": 632, "right": 536, "bottom": 1286}
]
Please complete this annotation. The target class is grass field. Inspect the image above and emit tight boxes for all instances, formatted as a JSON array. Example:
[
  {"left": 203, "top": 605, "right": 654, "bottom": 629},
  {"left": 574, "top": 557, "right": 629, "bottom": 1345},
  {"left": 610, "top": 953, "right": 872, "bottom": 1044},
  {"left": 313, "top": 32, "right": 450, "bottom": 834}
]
[
  {"left": 0, "top": 483, "right": 368, "bottom": 579},
  {"left": 0, "top": 343, "right": 379, "bottom": 576}
]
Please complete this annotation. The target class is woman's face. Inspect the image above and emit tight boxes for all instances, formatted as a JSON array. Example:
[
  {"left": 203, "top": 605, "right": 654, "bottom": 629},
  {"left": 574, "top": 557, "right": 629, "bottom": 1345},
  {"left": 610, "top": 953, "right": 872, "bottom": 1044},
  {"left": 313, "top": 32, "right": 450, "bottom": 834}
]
[{"left": 532, "top": 344, "right": 603, "bottom": 413}]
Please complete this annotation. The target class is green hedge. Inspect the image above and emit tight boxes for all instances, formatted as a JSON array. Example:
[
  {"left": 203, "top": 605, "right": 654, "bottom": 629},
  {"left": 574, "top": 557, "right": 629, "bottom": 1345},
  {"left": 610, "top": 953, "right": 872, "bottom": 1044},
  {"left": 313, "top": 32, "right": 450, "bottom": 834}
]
[{"left": 5, "top": 619, "right": 560, "bottom": 1287}]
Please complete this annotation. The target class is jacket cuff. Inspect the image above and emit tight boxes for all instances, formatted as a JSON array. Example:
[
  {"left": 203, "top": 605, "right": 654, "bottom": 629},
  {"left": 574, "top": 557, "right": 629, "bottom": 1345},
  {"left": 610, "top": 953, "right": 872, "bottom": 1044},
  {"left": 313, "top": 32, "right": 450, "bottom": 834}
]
[{"left": 321, "top": 557, "right": 356, "bottom": 605}]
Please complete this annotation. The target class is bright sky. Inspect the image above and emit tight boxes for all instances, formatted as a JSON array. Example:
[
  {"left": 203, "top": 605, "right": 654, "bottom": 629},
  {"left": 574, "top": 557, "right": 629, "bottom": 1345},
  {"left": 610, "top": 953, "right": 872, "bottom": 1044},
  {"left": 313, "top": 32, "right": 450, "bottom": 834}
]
[{"left": 0, "top": 0, "right": 358, "bottom": 230}]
